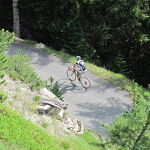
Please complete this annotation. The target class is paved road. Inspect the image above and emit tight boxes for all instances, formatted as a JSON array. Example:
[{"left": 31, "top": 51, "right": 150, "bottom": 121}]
[{"left": 8, "top": 41, "right": 132, "bottom": 136}]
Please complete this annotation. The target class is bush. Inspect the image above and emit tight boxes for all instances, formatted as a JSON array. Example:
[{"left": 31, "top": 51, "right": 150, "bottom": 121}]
[
  {"left": 0, "top": 90, "right": 7, "bottom": 103},
  {"left": 7, "top": 51, "right": 44, "bottom": 90},
  {"left": 46, "top": 77, "right": 63, "bottom": 101},
  {"left": 0, "top": 71, "right": 4, "bottom": 78},
  {"left": 105, "top": 84, "right": 150, "bottom": 150},
  {"left": 0, "top": 29, "right": 14, "bottom": 53},
  {"left": 33, "top": 95, "right": 41, "bottom": 102}
]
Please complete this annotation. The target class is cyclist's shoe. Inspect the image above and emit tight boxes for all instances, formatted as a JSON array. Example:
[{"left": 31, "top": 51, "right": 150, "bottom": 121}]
[{"left": 78, "top": 78, "right": 82, "bottom": 81}]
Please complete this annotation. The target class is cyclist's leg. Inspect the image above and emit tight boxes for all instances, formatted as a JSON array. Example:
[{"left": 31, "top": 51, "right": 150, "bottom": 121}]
[{"left": 77, "top": 70, "right": 85, "bottom": 80}]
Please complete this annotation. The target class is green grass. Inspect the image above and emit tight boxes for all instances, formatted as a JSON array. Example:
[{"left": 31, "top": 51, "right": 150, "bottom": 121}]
[
  {"left": 32, "top": 95, "right": 41, "bottom": 102},
  {"left": 22, "top": 39, "right": 150, "bottom": 101},
  {"left": 22, "top": 39, "right": 38, "bottom": 45},
  {"left": 0, "top": 142, "right": 10, "bottom": 150},
  {"left": 0, "top": 104, "right": 102, "bottom": 150}
]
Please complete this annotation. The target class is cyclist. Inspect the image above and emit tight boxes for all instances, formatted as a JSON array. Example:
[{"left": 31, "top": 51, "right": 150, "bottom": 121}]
[{"left": 75, "top": 56, "right": 87, "bottom": 80}]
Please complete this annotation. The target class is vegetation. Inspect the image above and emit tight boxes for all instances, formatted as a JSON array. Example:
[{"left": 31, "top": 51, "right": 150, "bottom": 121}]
[
  {"left": 105, "top": 85, "right": 150, "bottom": 150},
  {"left": 0, "top": 30, "right": 102, "bottom": 150},
  {"left": 0, "top": 142, "right": 11, "bottom": 150},
  {"left": 23, "top": 38, "right": 150, "bottom": 150},
  {"left": 0, "top": 90, "right": 7, "bottom": 103},
  {"left": 46, "top": 76, "right": 63, "bottom": 101},
  {"left": 0, "top": 29, "right": 14, "bottom": 53},
  {"left": 32, "top": 95, "right": 41, "bottom": 102},
  {"left": 0, "top": 104, "right": 102, "bottom": 150},
  {"left": 0, "top": 3, "right": 150, "bottom": 148}
]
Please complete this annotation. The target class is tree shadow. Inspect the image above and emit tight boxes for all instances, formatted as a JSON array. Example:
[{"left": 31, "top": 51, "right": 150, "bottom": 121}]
[
  {"left": 75, "top": 97, "right": 131, "bottom": 136},
  {"left": 57, "top": 78, "right": 88, "bottom": 94}
]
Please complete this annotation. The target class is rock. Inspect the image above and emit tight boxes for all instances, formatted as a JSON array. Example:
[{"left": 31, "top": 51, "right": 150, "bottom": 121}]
[
  {"left": 41, "top": 100, "right": 62, "bottom": 109},
  {"left": 39, "top": 88, "right": 57, "bottom": 100},
  {"left": 66, "top": 117, "right": 74, "bottom": 129},
  {"left": 14, "top": 37, "right": 24, "bottom": 42},
  {"left": 41, "top": 115, "right": 52, "bottom": 124},
  {"left": 57, "top": 109, "right": 64, "bottom": 119},
  {"left": 20, "top": 88, "right": 27, "bottom": 92},
  {"left": 63, "top": 116, "right": 84, "bottom": 134},
  {"left": 77, "top": 120, "right": 84, "bottom": 134},
  {"left": 35, "top": 43, "right": 45, "bottom": 49},
  {"left": 38, "top": 105, "right": 51, "bottom": 114},
  {"left": 72, "top": 117, "right": 79, "bottom": 132}
]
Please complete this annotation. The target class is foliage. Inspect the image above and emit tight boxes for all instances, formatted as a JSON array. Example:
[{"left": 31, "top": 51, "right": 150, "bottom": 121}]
[
  {"left": 113, "top": 51, "right": 130, "bottom": 76},
  {"left": 22, "top": 39, "right": 38, "bottom": 45},
  {"left": 0, "top": 71, "right": 4, "bottom": 78},
  {"left": 0, "top": 142, "right": 11, "bottom": 150},
  {"left": 46, "top": 76, "right": 63, "bottom": 101},
  {"left": 32, "top": 95, "right": 41, "bottom": 102},
  {"left": 0, "top": 71, "right": 5, "bottom": 85},
  {"left": 0, "top": 90, "right": 7, "bottom": 103},
  {"left": 0, "top": 54, "right": 8, "bottom": 71},
  {"left": 0, "top": 29, "right": 14, "bottom": 53},
  {"left": 6, "top": 50, "right": 44, "bottom": 90},
  {"left": 41, "top": 122, "right": 49, "bottom": 128},
  {"left": 105, "top": 84, "right": 150, "bottom": 150}
]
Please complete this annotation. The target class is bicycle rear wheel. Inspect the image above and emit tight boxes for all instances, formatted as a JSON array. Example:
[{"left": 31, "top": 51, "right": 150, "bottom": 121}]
[
  {"left": 67, "top": 70, "right": 76, "bottom": 81},
  {"left": 80, "top": 77, "right": 91, "bottom": 89}
]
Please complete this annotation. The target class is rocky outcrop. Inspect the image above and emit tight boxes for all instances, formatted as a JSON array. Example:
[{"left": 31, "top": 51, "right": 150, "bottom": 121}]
[
  {"left": 38, "top": 88, "right": 84, "bottom": 135},
  {"left": 1, "top": 76, "right": 84, "bottom": 135}
]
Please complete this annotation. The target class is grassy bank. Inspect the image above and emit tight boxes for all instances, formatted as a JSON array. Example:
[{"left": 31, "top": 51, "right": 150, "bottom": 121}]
[{"left": 0, "top": 104, "right": 102, "bottom": 150}]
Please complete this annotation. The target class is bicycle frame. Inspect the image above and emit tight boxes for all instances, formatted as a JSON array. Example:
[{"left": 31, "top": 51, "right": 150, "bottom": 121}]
[{"left": 67, "top": 65, "right": 91, "bottom": 89}]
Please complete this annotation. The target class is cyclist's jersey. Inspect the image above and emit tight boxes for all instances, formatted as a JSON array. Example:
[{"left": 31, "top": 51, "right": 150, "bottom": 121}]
[{"left": 76, "top": 60, "right": 87, "bottom": 71}]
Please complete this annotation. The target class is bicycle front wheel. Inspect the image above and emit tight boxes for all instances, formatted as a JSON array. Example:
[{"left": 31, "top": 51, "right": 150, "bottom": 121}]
[
  {"left": 80, "top": 77, "right": 91, "bottom": 89},
  {"left": 67, "top": 70, "right": 76, "bottom": 81}
]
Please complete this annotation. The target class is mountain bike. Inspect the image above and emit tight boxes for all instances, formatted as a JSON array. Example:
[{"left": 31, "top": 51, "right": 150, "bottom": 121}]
[{"left": 67, "top": 65, "right": 91, "bottom": 89}]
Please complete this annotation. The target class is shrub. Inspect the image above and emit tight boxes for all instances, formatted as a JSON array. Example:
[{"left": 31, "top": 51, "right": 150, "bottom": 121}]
[
  {"left": 0, "top": 53, "right": 9, "bottom": 71},
  {"left": 46, "top": 76, "right": 63, "bottom": 101},
  {"left": 105, "top": 85, "right": 150, "bottom": 150},
  {"left": 7, "top": 51, "right": 44, "bottom": 90},
  {"left": 0, "top": 29, "right": 14, "bottom": 53},
  {"left": 33, "top": 95, "right": 41, "bottom": 102},
  {"left": 0, "top": 90, "right": 7, "bottom": 103},
  {"left": 0, "top": 71, "right": 4, "bottom": 78},
  {"left": 41, "top": 122, "right": 49, "bottom": 129}
]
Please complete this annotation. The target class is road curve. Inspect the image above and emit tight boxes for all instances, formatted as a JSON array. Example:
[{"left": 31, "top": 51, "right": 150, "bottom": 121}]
[{"left": 8, "top": 41, "right": 132, "bottom": 136}]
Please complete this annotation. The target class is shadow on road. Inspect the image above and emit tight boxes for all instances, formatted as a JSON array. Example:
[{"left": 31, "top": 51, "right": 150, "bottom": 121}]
[
  {"left": 57, "top": 78, "right": 88, "bottom": 94},
  {"left": 76, "top": 97, "right": 131, "bottom": 136}
]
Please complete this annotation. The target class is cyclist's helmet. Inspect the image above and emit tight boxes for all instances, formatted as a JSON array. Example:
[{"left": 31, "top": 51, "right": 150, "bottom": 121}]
[{"left": 76, "top": 56, "right": 81, "bottom": 60}]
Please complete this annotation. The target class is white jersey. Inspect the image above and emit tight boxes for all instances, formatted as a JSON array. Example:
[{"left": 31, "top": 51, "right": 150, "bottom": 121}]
[{"left": 76, "top": 60, "right": 86, "bottom": 71}]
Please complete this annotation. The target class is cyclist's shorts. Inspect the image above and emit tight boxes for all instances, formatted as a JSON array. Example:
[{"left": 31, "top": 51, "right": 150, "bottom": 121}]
[{"left": 78, "top": 69, "right": 87, "bottom": 74}]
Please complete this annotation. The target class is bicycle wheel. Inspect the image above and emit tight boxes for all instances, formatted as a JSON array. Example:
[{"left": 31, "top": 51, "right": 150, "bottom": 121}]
[
  {"left": 67, "top": 69, "right": 76, "bottom": 81},
  {"left": 79, "top": 77, "right": 91, "bottom": 89}
]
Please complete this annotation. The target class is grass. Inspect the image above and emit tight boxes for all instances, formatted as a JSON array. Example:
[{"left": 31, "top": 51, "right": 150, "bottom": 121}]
[
  {"left": 0, "top": 142, "right": 10, "bottom": 150},
  {"left": 0, "top": 104, "right": 102, "bottom": 150},
  {"left": 22, "top": 39, "right": 150, "bottom": 100},
  {"left": 22, "top": 40, "right": 38, "bottom": 45},
  {"left": 32, "top": 95, "right": 41, "bottom": 102}
]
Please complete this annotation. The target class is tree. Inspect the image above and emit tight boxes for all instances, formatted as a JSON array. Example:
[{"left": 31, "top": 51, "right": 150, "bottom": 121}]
[{"left": 12, "top": 0, "right": 20, "bottom": 37}]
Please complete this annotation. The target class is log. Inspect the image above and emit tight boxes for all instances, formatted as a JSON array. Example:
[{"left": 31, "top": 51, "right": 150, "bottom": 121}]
[
  {"left": 38, "top": 105, "right": 51, "bottom": 111},
  {"left": 41, "top": 100, "right": 62, "bottom": 109}
]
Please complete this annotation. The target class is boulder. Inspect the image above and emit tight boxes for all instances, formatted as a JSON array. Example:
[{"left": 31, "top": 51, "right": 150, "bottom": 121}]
[
  {"left": 35, "top": 43, "right": 45, "bottom": 49},
  {"left": 39, "top": 88, "right": 56, "bottom": 100}
]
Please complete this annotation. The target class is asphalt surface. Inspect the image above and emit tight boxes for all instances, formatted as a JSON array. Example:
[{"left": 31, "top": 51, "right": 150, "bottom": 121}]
[{"left": 8, "top": 41, "right": 132, "bottom": 136}]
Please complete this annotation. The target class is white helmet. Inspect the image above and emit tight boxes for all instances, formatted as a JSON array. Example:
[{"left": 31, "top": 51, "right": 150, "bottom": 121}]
[{"left": 76, "top": 56, "right": 81, "bottom": 60}]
